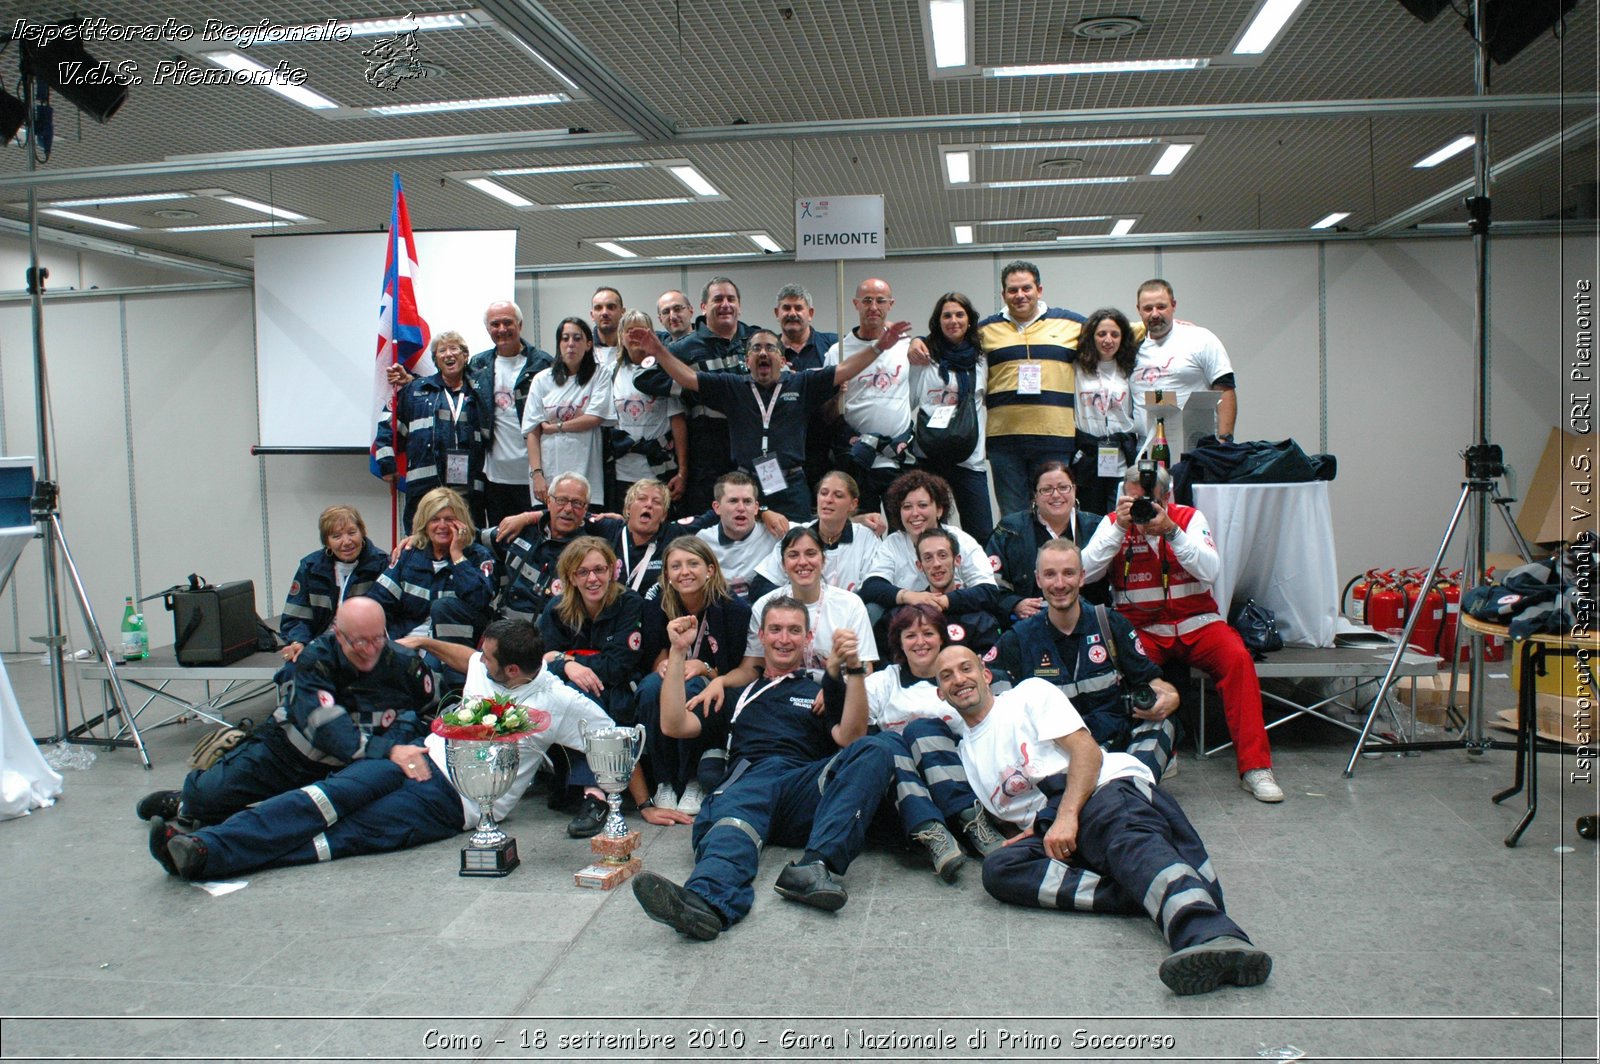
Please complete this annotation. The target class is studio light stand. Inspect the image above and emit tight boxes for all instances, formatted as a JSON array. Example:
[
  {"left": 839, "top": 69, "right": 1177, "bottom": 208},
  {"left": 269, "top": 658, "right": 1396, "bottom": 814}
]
[
  {"left": 10, "top": 50, "right": 144, "bottom": 765},
  {"left": 1343, "top": 0, "right": 1539, "bottom": 776}
]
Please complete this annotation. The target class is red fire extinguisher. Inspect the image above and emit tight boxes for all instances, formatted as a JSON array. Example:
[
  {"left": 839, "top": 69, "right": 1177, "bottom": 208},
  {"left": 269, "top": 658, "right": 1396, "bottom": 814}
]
[
  {"left": 1436, "top": 569, "right": 1464, "bottom": 664},
  {"left": 1400, "top": 568, "right": 1445, "bottom": 656},
  {"left": 1343, "top": 568, "right": 1382, "bottom": 624},
  {"left": 1367, "top": 569, "right": 1404, "bottom": 634}
]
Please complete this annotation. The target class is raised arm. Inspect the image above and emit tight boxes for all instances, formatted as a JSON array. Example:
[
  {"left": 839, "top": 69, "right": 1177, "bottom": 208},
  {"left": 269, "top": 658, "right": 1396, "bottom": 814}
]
[
  {"left": 831, "top": 320, "right": 913, "bottom": 386},
  {"left": 625, "top": 326, "right": 700, "bottom": 393}
]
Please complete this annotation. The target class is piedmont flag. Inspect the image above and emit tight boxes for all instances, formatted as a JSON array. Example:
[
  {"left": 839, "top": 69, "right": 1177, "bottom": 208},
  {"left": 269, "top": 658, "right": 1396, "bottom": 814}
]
[{"left": 369, "top": 173, "right": 431, "bottom": 488}]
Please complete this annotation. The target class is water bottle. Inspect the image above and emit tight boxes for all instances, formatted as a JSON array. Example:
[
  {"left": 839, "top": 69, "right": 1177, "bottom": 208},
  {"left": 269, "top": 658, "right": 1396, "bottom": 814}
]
[
  {"left": 133, "top": 605, "right": 149, "bottom": 659},
  {"left": 119, "top": 596, "right": 141, "bottom": 662}
]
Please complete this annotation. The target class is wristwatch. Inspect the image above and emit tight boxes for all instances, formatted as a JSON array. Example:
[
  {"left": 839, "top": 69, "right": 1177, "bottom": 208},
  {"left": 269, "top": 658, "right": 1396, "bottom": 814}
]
[{"left": 843, "top": 664, "right": 867, "bottom": 676}]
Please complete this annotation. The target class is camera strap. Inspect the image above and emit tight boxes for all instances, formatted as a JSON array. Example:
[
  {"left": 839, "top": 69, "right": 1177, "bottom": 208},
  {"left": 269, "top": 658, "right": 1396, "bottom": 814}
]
[{"left": 1094, "top": 604, "right": 1126, "bottom": 685}]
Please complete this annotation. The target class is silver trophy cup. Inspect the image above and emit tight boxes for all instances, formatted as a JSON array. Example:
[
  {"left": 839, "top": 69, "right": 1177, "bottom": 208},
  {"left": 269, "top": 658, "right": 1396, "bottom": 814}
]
[
  {"left": 579, "top": 720, "right": 646, "bottom": 840},
  {"left": 444, "top": 737, "right": 522, "bottom": 876}
]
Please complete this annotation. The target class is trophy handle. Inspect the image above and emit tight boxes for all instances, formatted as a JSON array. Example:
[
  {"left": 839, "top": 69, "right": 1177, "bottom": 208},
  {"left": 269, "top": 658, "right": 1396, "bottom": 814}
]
[
  {"left": 579, "top": 718, "right": 592, "bottom": 745},
  {"left": 629, "top": 724, "right": 646, "bottom": 765}
]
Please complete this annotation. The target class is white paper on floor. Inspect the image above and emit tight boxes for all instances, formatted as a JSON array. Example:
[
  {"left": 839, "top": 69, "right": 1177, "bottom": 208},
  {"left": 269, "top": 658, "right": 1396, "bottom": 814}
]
[{"left": 192, "top": 879, "right": 248, "bottom": 896}]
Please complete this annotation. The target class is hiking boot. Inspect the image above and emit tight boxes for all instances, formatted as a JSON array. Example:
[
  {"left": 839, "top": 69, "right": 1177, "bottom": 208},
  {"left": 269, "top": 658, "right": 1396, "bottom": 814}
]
[
  {"left": 166, "top": 832, "right": 210, "bottom": 881},
  {"left": 1158, "top": 937, "right": 1272, "bottom": 996},
  {"left": 136, "top": 790, "right": 182, "bottom": 822},
  {"left": 773, "top": 860, "right": 848, "bottom": 911},
  {"left": 910, "top": 821, "right": 966, "bottom": 882},
  {"left": 957, "top": 803, "right": 1005, "bottom": 856},
  {"left": 148, "top": 816, "right": 180, "bottom": 875}
]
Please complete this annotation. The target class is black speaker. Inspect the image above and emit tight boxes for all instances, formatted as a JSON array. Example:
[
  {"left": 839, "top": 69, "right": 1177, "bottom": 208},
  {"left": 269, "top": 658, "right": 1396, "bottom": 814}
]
[
  {"left": 1485, "top": 0, "right": 1579, "bottom": 64},
  {"left": 168, "top": 581, "right": 258, "bottom": 666},
  {"left": 1397, "top": 0, "right": 1453, "bottom": 22}
]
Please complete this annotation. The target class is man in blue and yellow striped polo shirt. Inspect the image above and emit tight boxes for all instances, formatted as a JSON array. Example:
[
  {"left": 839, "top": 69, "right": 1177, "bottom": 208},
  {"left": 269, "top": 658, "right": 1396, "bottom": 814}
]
[{"left": 979, "top": 261, "right": 1089, "bottom": 515}]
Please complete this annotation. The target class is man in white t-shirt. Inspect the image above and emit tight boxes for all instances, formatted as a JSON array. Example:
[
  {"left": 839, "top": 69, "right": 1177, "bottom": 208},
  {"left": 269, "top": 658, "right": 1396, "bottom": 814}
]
[
  {"left": 591, "top": 285, "right": 623, "bottom": 360},
  {"left": 932, "top": 645, "right": 1271, "bottom": 997},
  {"left": 824, "top": 278, "right": 914, "bottom": 513},
  {"left": 1130, "top": 279, "right": 1237, "bottom": 440},
  {"left": 696, "top": 472, "right": 781, "bottom": 601},
  {"left": 464, "top": 301, "right": 554, "bottom": 527}
]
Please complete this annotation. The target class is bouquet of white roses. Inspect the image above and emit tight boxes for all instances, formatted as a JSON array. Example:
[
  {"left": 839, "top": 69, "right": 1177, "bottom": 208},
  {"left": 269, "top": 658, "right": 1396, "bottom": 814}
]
[{"left": 430, "top": 693, "right": 550, "bottom": 741}]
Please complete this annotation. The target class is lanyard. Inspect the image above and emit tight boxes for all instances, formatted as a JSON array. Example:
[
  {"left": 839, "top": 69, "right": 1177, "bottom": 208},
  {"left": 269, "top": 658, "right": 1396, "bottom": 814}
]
[
  {"left": 750, "top": 381, "right": 781, "bottom": 454},
  {"left": 731, "top": 671, "right": 795, "bottom": 728},
  {"left": 440, "top": 388, "right": 466, "bottom": 444},
  {"left": 1120, "top": 532, "right": 1172, "bottom": 602},
  {"left": 622, "top": 537, "right": 657, "bottom": 591}
]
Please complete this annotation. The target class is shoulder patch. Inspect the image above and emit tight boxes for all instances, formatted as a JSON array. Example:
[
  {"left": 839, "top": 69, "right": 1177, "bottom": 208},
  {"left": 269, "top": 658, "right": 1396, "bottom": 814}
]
[
  {"left": 481, "top": 560, "right": 494, "bottom": 579},
  {"left": 677, "top": 516, "right": 697, "bottom": 526},
  {"left": 947, "top": 623, "right": 966, "bottom": 642},
  {"left": 422, "top": 673, "right": 434, "bottom": 695},
  {"left": 379, "top": 709, "right": 397, "bottom": 728},
  {"left": 317, "top": 689, "right": 334, "bottom": 707},
  {"left": 628, "top": 630, "right": 642, "bottom": 651},
  {"left": 641, "top": 356, "right": 657, "bottom": 370},
  {"left": 988, "top": 554, "right": 1002, "bottom": 572},
  {"left": 289, "top": 580, "right": 301, "bottom": 597},
  {"left": 549, "top": 578, "right": 563, "bottom": 596},
  {"left": 1130, "top": 635, "right": 1147, "bottom": 657},
  {"left": 1088, "top": 644, "right": 1108, "bottom": 665},
  {"left": 982, "top": 645, "right": 999, "bottom": 663}
]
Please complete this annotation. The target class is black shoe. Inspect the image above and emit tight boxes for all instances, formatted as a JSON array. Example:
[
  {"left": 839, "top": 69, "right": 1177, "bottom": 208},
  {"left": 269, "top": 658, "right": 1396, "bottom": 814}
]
[
  {"left": 136, "top": 789, "right": 182, "bottom": 822},
  {"left": 1158, "top": 937, "right": 1273, "bottom": 996},
  {"left": 166, "top": 832, "right": 210, "bottom": 881},
  {"left": 566, "top": 794, "right": 608, "bottom": 838},
  {"left": 632, "top": 872, "right": 722, "bottom": 941},
  {"left": 148, "top": 816, "right": 179, "bottom": 875},
  {"left": 773, "top": 860, "right": 848, "bottom": 911}
]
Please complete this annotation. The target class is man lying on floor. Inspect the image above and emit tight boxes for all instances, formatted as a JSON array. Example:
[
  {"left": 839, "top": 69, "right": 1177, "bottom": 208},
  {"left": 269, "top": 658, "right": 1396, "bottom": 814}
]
[{"left": 145, "top": 618, "right": 611, "bottom": 879}]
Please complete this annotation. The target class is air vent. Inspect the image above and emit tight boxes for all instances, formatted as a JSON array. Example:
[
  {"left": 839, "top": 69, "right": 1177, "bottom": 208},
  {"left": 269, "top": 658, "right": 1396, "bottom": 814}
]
[{"left": 1072, "top": 16, "right": 1145, "bottom": 39}]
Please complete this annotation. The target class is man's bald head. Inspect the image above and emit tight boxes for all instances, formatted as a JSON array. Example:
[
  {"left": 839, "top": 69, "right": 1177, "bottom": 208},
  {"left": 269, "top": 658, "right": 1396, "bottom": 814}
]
[
  {"left": 934, "top": 644, "right": 993, "bottom": 723},
  {"left": 333, "top": 598, "right": 388, "bottom": 671}
]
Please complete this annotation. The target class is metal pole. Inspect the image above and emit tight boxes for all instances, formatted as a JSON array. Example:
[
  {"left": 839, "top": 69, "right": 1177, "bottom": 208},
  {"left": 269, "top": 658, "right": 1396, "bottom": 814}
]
[{"left": 1465, "top": 0, "right": 1492, "bottom": 747}]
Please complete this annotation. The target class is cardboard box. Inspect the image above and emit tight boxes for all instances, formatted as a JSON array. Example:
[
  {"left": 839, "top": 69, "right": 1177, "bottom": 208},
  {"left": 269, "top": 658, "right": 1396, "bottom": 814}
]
[
  {"left": 1511, "top": 643, "right": 1596, "bottom": 699},
  {"left": 1489, "top": 693, "right": 1594, "bottom": 747},
  {"left": 1516, "top": 428, "right": 1589, "bottom": 549},
  {"left": 1397, "top": 671, "right": 1473, "bottom": 725}
]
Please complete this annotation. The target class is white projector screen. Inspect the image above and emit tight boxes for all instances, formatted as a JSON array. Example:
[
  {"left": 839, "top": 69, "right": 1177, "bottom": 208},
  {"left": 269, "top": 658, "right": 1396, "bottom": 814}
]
[{"left": 253, "top": 229, "right": 517, "bottom": 450}]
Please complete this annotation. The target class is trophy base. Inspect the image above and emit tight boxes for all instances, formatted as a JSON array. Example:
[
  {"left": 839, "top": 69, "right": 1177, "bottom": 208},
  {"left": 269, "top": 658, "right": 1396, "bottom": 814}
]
[
  {"left": 460, "top": 838, "right": 520, "bottom": 877},
  {"left": 590, "top": 829, "right": 641, "bottom": 861},
  {"left": 574, "top": 857, "right": 641, "bottom": 890}
]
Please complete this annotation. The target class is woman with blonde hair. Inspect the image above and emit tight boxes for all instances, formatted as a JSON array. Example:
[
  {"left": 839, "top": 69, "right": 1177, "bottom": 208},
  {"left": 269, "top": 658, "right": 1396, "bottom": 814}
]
[
  {"left": 367, "top": 487, "right": 497, "bottom": 652},
  {"left": 609, "top": 308, "right": 687, "bottom": 504}
]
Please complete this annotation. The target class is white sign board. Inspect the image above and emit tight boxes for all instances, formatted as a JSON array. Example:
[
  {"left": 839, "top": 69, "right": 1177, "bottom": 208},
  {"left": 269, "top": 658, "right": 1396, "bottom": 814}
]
[{"left": 794, "top": 195, "right": 885, "bottom": 261}]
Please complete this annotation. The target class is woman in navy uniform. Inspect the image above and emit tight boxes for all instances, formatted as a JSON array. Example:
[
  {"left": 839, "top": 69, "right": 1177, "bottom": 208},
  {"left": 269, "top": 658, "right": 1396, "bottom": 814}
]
[
  {"left": 367, "top": 487, "right": 496, "bottom": 653},
  {"left": 279, "top": 505, "right": 389, "bottom": 662},
  {"left": 375, "top": 331, "right": 490, "bottom": 532},
  {"left": 985, "top": 459, "right": 1105, "bottom": 623}
]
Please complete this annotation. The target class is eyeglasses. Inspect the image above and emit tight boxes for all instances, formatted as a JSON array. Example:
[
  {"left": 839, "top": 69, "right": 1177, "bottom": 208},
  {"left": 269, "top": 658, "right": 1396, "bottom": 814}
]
[
  {"left": 749, "top": 342, "right": 780, "bottom": 353},
  {"left": 1036, "top": 485, "right": 1075, "bottom": 497},
  {"left": 660, "top": 303, "right": 690, "bottom": 314},
  {"left": 549, "top": 495, "right": 587, "bottom": 511},
  {"left": 857, "top": 296, "right": 892, "bottom": 306},
  {"left": 573, "top": 565, "right": 611, "bottom": 580},
  {"left": 334, "top": 626, "right": 383, "bottom": 651}
]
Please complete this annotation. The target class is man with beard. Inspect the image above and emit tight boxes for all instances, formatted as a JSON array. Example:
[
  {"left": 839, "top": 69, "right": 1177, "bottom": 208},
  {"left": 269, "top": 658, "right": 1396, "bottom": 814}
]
[
  {"left": 623, "top": 325, "right": 903, "bottom": 521},
  {"left": 774, "top": 283, "right": 840, "bottom": 493}
]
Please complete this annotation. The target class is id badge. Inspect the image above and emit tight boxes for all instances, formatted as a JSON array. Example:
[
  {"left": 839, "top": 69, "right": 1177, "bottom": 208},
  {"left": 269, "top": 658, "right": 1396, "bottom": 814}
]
[
  {"left": 444, "top": 449, "right": 470, "bottom": 485},
  {"left": 1017, "top": 362, "right": 1043, "bottom": 396},
  {"left": 926, "top": 404, "right": 956, "bottom": 429},
  {"left": 1097, "top": 446, "right": 1127, "bottom": 478},
  {"left": 754, "top": 453, "right": 787, "bottom": 495}
]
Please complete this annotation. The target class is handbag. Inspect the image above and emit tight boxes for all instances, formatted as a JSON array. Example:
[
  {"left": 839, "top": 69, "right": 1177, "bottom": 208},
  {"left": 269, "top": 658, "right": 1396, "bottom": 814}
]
[
  {"left": 1229, "top": 599, "right": 1283, "bottom": 658},
  {"left": 914, "top": 398, "right": 979, "bottom": 467}
]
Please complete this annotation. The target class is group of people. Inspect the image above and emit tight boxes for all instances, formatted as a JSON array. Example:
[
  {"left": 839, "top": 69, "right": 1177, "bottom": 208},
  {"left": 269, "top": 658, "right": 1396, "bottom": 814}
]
[{"left": 135, "top": 261, "right": 1281, "bottom": 997}]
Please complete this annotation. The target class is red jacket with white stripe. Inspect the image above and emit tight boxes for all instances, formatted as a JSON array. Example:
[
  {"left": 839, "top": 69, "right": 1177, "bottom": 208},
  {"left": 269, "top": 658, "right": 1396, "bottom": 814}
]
[{"left": 1099, "top": 504, "right": 1224, "bottom": 638}]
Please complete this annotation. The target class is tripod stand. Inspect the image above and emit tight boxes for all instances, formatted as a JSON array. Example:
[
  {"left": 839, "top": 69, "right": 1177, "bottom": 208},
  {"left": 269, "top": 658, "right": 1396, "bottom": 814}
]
[{"left": 1342, "top": 444, "right": 1535, "bottom": 777}]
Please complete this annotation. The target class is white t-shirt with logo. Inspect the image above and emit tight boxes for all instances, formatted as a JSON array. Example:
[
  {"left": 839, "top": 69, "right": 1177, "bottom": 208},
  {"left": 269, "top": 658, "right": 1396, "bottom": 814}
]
[
  {"left": 753, "top": 519, "right": 882, "bottom": 594},
  {"left": 958, "top": 678, "right": 1154, "bottom": 829},
  {"left": 864, "top": 527, "right": 997, "bottom": 593},
  {"left": 744, "top": 583, "right": 879, "bottom": 671},
  {"left": 825, "top": 331, "right": 913, "bottom": 469},
  {"left": 424, "top": 653, "right": 614, "bottom": 827},
  {"left": 696, "top": 523, "right": 780, "bottom": 600},
  {"left": 485, "top": 354, "right": 529, "bottom": 485},
  {"left": 610, "top": 358, "right": 685, "bottom": 483},
  {"left": 521, "top": 361, "right": 615, "bottom": 493},
  {"left": 864, "top": 664, "right": 965, "bottom": 736},
  {"left": 1131, "top": 320, "right": 1232, "bottom": 409},
  {"left": 1075, "top": 361, "right": 1143, "bottom": 437}
]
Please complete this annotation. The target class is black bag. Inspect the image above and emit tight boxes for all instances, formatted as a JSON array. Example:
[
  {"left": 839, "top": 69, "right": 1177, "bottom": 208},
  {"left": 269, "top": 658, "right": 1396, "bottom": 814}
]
[
  {"left": 914, "top": 398, "right": 980, "bottom": 468},
  {"left": 1229, "top": 599, "right": 1283, "bottom": 659},
  {"left": 161, "top": 575, "right": 258, "bottom": 666}
]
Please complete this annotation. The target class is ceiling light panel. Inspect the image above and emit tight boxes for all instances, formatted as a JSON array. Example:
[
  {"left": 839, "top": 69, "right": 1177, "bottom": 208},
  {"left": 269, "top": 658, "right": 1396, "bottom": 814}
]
[
  {"left": 1414, "top": 135, "right": 1476, "bottom": 168},
  {"left": 41, "top": 209, "right": 140, "bottom": 231},
  {"left": 197, "top": 51, "right": 341, "bottom": 110},
  {"left": 1310, "top": 211, "right": 1351, "bottom": 229},
  {"left": 1232, "top": 0, "right": 1311, "bottom": 55},
  {"left": 987, "top": 58, "right": 1209, "bottom": 77}
]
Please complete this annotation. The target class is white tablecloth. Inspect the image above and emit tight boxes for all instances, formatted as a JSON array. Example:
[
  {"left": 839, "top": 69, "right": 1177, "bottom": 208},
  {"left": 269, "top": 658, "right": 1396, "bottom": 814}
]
[
  {"left": 0, "top": 525, "right": 63, "bottom": 820},
  {"left": 1192, "top": 482, "right": 1339, "bottom": 648}
]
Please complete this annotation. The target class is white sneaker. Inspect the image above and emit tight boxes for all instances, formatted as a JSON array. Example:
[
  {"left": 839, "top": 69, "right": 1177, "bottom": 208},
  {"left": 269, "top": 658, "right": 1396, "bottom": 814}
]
[
  {"left": 677, "top": 780, "right": 705, "bottom": 817},
  {"left": 652, "top": 782, "right": 678, "bottom": 812},
  {"left": 1240, "top": 768, "right": 1284, "bottom": 803}
]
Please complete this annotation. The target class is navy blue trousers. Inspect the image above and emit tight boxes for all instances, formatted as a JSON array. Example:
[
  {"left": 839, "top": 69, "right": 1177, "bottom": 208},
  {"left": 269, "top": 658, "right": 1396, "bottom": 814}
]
[
  {"left": 636, "top": 673, "right": 722, "bottom": 791},
  {"left": 984, "top": 777, "right": 1247, "bottom": 951},
  {"left": 191, "top": 757, "right": 465, "bottom": 878},
  {"left": 685, "top": 733, "right": 899, "bottom": 925},
  {"left": 180, "top": 727, "right": 329, "bottom": 826}
]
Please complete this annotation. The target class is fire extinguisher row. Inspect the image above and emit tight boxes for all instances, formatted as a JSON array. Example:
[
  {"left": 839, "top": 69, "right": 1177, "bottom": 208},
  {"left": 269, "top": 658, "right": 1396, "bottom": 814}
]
[{"left": 1342, "top": 567, "right": 1506, "bottom": 665}]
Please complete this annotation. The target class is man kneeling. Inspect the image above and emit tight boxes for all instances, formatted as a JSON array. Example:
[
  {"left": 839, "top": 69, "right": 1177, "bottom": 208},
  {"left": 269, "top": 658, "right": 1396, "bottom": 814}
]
[
  {"left": 632, "top": 596, "right": 899, "bottom": 939},
  {"left": 934, "top": 645, "right": 1271, "bottom": 996}
]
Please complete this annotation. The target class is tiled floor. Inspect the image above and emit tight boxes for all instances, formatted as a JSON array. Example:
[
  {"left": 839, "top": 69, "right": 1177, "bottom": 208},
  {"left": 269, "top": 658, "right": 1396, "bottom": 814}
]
[{"left": 1, "top": 654, "right": 1595, "bottom": 1063}]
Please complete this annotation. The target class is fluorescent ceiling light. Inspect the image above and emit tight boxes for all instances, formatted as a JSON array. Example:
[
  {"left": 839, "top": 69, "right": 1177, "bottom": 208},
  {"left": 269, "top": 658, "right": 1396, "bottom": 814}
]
[
  {"left": 465, "top": 177, "right": 534, "bottom": 208},
  {"left": 220, "top": 195, "right": 306, "bottom": 221},
  {"left": 50, "top": 192, "right": 192, "bottom": 207},
  {"left": 164, "top": 221, "right": 284, "bottom": 232},
  {"left": 944, "top": 150, "right": 972, "bottom": 184},
  {"left": 983, "top": 138, "right": 1158, "bottom": 151},
  {"left": 984, "top": 176, "right": 1135, "bottom": 189},
  {"left": 980, "top": 215, "right": 1109, "bottom": 225},
  {"left": 198, "top": 51, "right": 340, "bottom": 110},
  {"left": 927, "top": 0, "right": 969, "bottom": 68},
  {"left": 611, "top": 231, "right": 737, "bottom": 242},
  {"left": 1414, "top": 135, "right": 1475, "bottom": 169},
  {"left": 1109, "top": 218, "right": 1138, "bottom": 237},
  {"left": 653, "top": 252, "right": 762, "bottom": 260},
  {"left": 665, "top": 165, "right": 719, "bottom": 197},
  {"left": 335, "top": 13, "right": 475, "bottom": 36},
  {"left": 749, "top": 233, "right": 782, "bottom": 253},
  {"left": 1149, "top": 143, "right": 1195, "bottom": 175},
  {"left": 952, "top": 224, "right": 974, "bottom": 244},
  {"left": 594, "top": 241, "right": 638, "bottom": 259},
  {"left": 1310, "top": 211, "right": 1350, "bottom": 229},
  {"left": 988, "top": 58, "right": 1208, "bottom": 77},
  {"left": 41, "top": 209, "right": 139, "bottom": 231},
  {"left": 371, "top": 93, "right": 567, "bottom": 116},
  {"left": 490, "top": 162, "right": 649, "bottom": 176},
  {"left": 1233, "top": 0, "right": 1308, "bottom": 55},
  {"left": 551, "top": 197, "right": 693, "bottom": 210}
]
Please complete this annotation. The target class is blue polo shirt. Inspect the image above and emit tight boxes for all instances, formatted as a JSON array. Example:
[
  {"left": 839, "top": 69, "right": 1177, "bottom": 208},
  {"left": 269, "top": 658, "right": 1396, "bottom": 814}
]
[{"left": 694, "top": 368, "right": 837, "bottom": 472}]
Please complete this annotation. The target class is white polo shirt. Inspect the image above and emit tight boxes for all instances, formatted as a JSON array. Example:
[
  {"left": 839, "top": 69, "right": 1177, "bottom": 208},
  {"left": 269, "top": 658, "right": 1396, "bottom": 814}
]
[{"left": 697, "top": 522, "right": 781, "bottom": 601}]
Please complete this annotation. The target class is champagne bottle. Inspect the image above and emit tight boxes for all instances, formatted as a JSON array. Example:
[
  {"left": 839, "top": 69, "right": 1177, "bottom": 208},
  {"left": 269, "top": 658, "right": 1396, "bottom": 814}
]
[{"left": 1151, "top": 416, "right": 1171, "bottom": 471}]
